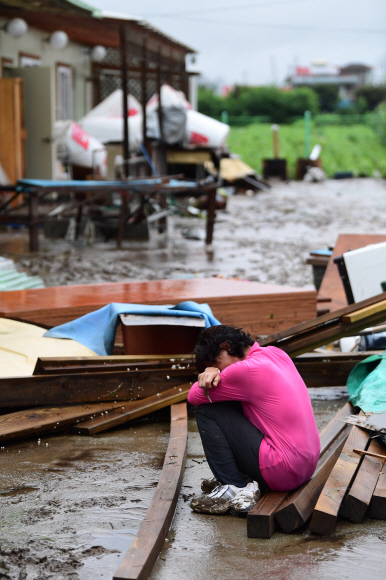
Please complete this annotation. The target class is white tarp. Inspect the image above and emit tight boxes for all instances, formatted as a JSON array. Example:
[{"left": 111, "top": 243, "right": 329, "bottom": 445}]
[
  {"left": 55, "top": 121, "right": 108, "bottom": 177},
  {"left": 78, "top": 85, "right": 230, "bottom": 150}
]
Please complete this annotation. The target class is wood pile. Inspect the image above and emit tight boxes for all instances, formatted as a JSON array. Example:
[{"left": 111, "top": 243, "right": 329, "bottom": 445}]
[{"left": 0, "top": 354, "right": 195, "bottom": 442}]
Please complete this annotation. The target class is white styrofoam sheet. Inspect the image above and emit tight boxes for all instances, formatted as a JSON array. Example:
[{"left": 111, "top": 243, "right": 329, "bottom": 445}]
[{"left": 343, "top": 241, "right": 386, "bottom": 302}]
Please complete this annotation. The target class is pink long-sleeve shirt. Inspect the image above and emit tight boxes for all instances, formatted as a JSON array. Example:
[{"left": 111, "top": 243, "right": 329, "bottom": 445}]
[{"left": 188, "top": 342, "right": 320, "bottom": 491}]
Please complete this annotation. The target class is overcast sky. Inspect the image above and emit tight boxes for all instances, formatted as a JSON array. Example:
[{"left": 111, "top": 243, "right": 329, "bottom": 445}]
[{"left": 90, "top": 0, "right": 386, "bottom": 88}]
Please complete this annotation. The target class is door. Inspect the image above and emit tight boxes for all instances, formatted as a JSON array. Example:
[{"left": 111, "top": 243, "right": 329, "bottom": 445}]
[
  {"left": 8, "top": 67, "right": 56, "bottom": 180},
  {"left": 0, "top": 77, "right": 25, "bottom": 184}
]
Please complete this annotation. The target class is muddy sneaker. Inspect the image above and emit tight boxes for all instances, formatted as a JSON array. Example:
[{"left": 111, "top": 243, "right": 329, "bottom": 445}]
[
  {"left": 230, "top": 481, "right": 261, "bottom": 514},
  {"left": 190, "top": 484, "right": 242, "bottom": 515},
  {"left": 201, "top": 478, "right": 220, "bottom": 493}
]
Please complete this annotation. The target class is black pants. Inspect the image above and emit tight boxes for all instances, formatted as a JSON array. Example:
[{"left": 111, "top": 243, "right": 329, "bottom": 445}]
[{"left": 194, "top": 401, "right": 267, "bottom": 490}]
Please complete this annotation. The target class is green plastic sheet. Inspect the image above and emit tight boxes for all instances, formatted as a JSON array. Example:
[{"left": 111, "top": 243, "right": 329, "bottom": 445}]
[{"left": 346, "top": 352, "right": 386, "bottom": 413}]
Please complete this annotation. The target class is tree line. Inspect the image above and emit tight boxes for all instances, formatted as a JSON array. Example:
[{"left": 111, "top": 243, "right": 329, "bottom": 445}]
[{"left": 198, "top": 84, "right": 386, "bottom": 123}]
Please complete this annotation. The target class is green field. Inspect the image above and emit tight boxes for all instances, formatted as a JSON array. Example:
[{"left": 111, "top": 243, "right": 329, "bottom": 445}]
[{"left": 228, "top": 121, "right": 386, "bottom": 179}]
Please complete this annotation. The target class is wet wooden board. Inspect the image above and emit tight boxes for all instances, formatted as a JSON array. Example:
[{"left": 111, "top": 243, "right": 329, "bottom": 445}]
[
  {"left": 275, "top": 428, "right": 350, "bottom": 533},
  {"left": 33, "top": 354, "right": 193, "bottom": 375},
  {"left": 75, "top": 384, "right": 191, "bottom": 435},
  {"left": 0, "top": 400, "right": 133, "bottom": 441},
  {"left": 318, "top": 234, "right": 386, "bottom": 312},
  {"left": 247, "top": 402, "right": 355, "bottom": 538},
  {"left": 0, "top": 369, "right": 194, "bottom": 408},
  {"left": 259, "top": 291, "right": 386, "bottom": 357},
  {"left": 293, "top": 352, "right": 378, "bottom": 388},
  {"left": 369, "top": 466, "right": 386, "bottom": 520},
  {"left": 309, "top": 419, "right": 370, "bottom": 535},
  {"left": 340, "top": 437, "right": 386, "bottom": 523},
  {"left": 0, "top": 277, "right": 316, "bottom": 337},
  {"left": 113, "top": 403, "right": 188, "bottom": 580}
]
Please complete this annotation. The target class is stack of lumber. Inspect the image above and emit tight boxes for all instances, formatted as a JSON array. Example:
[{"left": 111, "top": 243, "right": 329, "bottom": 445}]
[
  {"left": 248, "top": 403, "right": 386, "bottom": 537},
  {"left": 0, "top": 277, "right": 316, "bottom": 337}
]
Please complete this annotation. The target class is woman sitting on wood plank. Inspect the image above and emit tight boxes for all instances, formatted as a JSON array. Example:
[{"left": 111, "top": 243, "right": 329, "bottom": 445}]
[{"left": 188, "top": 325, "right": 320, "bottom": 515}]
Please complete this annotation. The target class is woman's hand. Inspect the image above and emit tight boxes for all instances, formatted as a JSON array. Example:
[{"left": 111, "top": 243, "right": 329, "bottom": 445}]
[{"left": 198, "top": 367, "right": 220, "bottom": 390}]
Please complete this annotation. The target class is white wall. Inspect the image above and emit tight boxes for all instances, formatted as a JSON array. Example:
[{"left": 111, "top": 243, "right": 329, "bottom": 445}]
[{"left": 0, "top": 17, "right": 92, "bottom": 120}]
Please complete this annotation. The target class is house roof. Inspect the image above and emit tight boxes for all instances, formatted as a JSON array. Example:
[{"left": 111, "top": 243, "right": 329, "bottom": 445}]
[
  {"left": 0, "top": 1, "right": 196, "bottom": 54},
  {"left": 0, "top": 0, "right": 98, "bottom": 16}
]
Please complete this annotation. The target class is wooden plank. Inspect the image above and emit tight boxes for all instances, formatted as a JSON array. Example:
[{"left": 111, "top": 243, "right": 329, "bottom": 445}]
[
  {"left": 260, "top": 290, "right": 386, "bottom": 349},
  {"left": 247, "top": 402, "right": 355, "bottom": 539},
  {"left": 33, "top": 354, "right": 193, "bottom": 374},
  {"left": 247, "top": 491, "right": 288, "bottom": 539},
  {"left": 113, "top": 403, "right": 188, "bottom": 580},
  {"left": 34, "top": 359, "right": 194, "bottom": 376},
  {"left": 293, "top": 353, "right": 376, "bottom": 388},
  {"left": 0, "top": 400, "right": 132, "bottom": 441},
  {"left": 275, "top": 428, "right": 350, "bottom": 533},
  {"left": 318, "top": 234, "right": 386, "bottom": 312},
  {"left": 75, "top": 384, "right": 191, "bottom": 435},
  {"left": 369, "top": 466, "right": 386, "bottom": 520},
  {"left": 309, "top": 420, "right": 370, "bottom": 535},
  {"left": 340, "top": 437, "right": 386, "bottom": 523},
  {"left": 342, "top": 300, "right": 386, "bottom": 324},
  {"left": 0, "top": 370, "right": 194, "bottom": 408}
]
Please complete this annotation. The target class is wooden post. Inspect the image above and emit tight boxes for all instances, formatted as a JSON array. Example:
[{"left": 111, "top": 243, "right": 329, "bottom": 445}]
[
  {"left": 28, "top": 192, "right": 39, "bottom": 252},
  {"left": 118, "top": 23, "right": 130, "bottom": 249},
  {"left": 206, "top": 185, "right": 216, "bottom": 245},
  {"left": 157, "top": 46, "right": 163, "bottom": 140},
  {"left": 141, "top": 38, "right": 148, "bottom": 153}
]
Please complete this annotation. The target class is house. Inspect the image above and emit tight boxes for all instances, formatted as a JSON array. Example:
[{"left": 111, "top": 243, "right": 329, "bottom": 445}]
[
  {"left": 286, "top": 60, "right": 373, "bottom": 101},
  {"left": 0, "top": 0, "right": 196, "bottom": 183}
]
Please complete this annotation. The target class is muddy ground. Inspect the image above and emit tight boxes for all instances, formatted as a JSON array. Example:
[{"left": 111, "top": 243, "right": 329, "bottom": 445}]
[
  {"left": 1, "top": 178, "right": 386, "bottom": 579},
  {"left": 2, "top": 178, "right": 386, "bottom": 288}
]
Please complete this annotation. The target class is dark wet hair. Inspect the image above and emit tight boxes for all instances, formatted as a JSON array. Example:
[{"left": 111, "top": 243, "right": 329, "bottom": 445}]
[{"left": 193, "top": 325, "right": 254, "bottom": 373}]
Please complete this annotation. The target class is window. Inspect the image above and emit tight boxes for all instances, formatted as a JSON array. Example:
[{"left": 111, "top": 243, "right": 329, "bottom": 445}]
[
  {"left": 56, "top": 64, "right": 73, "bottom": 121},
  {"left": 19, "top": 52, "right": 41, "bottom": 68}
]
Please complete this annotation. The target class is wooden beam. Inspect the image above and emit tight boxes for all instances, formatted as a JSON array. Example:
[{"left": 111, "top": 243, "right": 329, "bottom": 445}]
[
  {"left": 0, "top": 369, "right": 194, "bottom": 408},
  {"left": 369, "top": 466, "right": 386, "bottom": 520},
  {"left": 340, "top": 437, "right": 386, "bottom": 523},
  {"left": 113, "top": 403, "right": 188, "bottom": 580},
  {"left": 293, "top": 353, "right": 377, "bottom": 388},
  {"left": 274, "top": 428, "right": 350, "bottom": 533},
  {"left": 309, "top": 419, "right": 370, "bottom": 535},
  {"left": 33, "top": 353, "right": 193, "bottom": 374},
  {"left": 74, "top": 384, "right": 190, "bottom": 435},
  {"left": 0, "top": 401, "right": 132, "bottom": 441},
  {"left": 341, "top": 300, "right": 386, "bottom": 324},
  {"left": 247, "top": 402, "right": 355, "bottom": 538}
]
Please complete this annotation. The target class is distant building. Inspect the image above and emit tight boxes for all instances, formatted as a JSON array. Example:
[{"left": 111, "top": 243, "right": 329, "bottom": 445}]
[{"left": 286, "top": 60, "right": 373, "bottom": 101}]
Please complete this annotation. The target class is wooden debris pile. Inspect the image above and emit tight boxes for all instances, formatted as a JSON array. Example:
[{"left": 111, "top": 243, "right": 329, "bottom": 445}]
[{"left": 0, "top": 354, "right": 195, "bottom": 442}]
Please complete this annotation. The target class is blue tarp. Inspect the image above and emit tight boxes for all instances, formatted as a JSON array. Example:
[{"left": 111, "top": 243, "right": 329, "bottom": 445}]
[
  {"left": 44, "top": 301, "right": 221, "bottom": 356},
  {"left": 346, "top": 352, "right": 386, "bottom": 413}
]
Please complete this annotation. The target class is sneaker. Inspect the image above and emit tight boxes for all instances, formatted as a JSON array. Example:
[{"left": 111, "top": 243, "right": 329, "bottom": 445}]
[
  {"left": 229, "top": 481, "right": 261, "bottom": 514},
  {"left": 201, "top": 478, "right": 220, "bottom": 493},
  {"left": 190, "top": 483, "right": 242, "bottom": 515}
]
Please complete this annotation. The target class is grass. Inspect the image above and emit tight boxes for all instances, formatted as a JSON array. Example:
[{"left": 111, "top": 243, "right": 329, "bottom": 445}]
[{"left": 228, "top": 121, "right": 386, "bottom": 179}]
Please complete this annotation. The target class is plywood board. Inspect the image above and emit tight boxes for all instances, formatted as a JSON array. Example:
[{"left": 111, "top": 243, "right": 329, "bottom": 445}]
[{"left": 0, "top": 278, "right": 316, "bottom": 338}]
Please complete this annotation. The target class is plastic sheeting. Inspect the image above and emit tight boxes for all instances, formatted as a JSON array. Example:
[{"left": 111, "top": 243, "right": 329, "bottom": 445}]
[
  {"left": 44, "top": 301, "right": 221, "bottom": 356},
  {"left": 346, "top": 352, "right": 386, "bottom": 413},
  {"left": 0, "top": 318, "right": 96, "bottom": 377}
]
